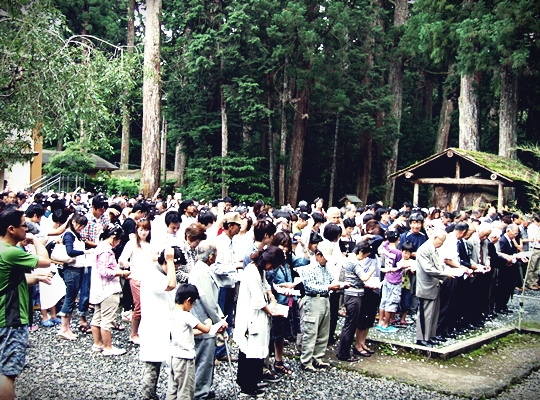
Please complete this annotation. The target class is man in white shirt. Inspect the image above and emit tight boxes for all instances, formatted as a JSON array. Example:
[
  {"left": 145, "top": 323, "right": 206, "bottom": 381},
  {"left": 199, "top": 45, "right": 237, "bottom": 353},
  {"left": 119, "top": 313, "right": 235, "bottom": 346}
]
[{"left": 212, "top": 212, "right": 242, "bottom": 361}]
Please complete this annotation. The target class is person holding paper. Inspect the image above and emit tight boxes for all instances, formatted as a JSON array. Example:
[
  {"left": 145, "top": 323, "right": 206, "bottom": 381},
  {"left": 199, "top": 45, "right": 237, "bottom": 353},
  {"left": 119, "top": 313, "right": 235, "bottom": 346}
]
[
  {"left": 234, "top": 246, "right": 285, "bottom": 397},
  {"left": 415, "top": 229, "right": 455, "bottom": 347},
  {"left": 267, "top": 232, "right": 308, "bottom": 375},
  {"left": 299, "top": 241, "right": 349, "bottom": 372},
  {"left": 188, "top": 241, "right": 227, "bottom": 400}
]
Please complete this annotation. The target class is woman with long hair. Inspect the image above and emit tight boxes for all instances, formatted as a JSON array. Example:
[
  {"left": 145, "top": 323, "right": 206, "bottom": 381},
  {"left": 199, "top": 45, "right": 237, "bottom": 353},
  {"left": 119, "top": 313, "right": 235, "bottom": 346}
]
[
  {"left": 119, "top": 219, "right": 152, "bottom": 344},
  {"left": 267, "top": 232, "right": 307, "bottom": 375},
  {"left": 234, "top": 246, "right": 285, "bottom": 397},
  {"left": 89, "top": 224, "right": 129, "bottom": 356}
]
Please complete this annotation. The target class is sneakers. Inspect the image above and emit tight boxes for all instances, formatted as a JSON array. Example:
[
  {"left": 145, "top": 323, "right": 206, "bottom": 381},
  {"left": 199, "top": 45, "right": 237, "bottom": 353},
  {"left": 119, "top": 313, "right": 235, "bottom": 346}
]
[
  {"left": 91, "top": 344, "right": 104, "bottom": 352},
  {"left": 41, "top": 319, "right": 55, "bottom": 327},
  {"left": 376, "top": 325, "right": 398, "bottom": 333},
  {"left": 51, "top": 317, "right": 62, "bottom": 325},
  {"left": 102, "top": 347, "right": 126, "bottom": 356}
]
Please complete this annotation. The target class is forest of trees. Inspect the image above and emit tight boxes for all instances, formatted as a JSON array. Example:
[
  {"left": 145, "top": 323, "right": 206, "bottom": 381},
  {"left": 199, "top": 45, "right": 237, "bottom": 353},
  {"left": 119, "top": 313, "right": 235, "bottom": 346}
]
[{"left": 1, "top": 0, "right": 539, "bottom": 208}]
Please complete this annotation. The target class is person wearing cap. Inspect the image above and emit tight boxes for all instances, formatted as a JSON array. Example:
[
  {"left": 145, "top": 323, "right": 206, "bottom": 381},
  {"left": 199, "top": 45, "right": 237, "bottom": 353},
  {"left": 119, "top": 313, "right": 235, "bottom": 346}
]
[
  {"left": 297, "top": 241, "right": 349, "bottom": 371},
  {"left": 213, "top": 212, "right": 243, "bottom": 361}
]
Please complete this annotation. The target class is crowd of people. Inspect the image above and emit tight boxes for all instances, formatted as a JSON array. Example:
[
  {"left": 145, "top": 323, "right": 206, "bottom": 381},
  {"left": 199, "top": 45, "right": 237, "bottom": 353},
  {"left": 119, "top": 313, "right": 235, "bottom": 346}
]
[{"left": 1, "top": 186, "right": 539, "bottom": 399}]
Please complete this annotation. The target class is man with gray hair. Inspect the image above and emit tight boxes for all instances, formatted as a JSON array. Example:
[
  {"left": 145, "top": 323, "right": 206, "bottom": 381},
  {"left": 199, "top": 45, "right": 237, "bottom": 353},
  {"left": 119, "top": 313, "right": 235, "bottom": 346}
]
[
  {"left": 415, "top": 228, "right": 457, "bottom": 347},
  {"left": 189, "top": 241, "right": 226, "bottom": 400}
]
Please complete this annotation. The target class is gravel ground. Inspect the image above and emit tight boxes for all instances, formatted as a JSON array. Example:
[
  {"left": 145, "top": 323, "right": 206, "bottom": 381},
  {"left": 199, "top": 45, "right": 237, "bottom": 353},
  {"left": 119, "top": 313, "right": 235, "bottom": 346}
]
[{"left": 16, "top": 310, "right": 540, "bottom": 400}]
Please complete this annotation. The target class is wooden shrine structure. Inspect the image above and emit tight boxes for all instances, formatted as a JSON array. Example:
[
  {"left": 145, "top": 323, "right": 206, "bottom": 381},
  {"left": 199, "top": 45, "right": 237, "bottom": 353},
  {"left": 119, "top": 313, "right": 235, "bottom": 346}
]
[{"left": 389, "top": 148, "right": 537, "bottom": 212}]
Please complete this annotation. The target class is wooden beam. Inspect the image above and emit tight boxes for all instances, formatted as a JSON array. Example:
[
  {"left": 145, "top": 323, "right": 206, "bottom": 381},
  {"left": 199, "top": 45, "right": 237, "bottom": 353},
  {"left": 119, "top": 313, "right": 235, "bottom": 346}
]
[
  {"left": 498, "top": 184, "right": 504, "bottom": 212},
  {"left": 414, "top": 177, "right": 507, "bottom": 186},
  {"left": 413, "top": 183, "right": 419, "bottom": 206},
  {"left": 455, "top": 159, "right": 460, "bottom": 179}
]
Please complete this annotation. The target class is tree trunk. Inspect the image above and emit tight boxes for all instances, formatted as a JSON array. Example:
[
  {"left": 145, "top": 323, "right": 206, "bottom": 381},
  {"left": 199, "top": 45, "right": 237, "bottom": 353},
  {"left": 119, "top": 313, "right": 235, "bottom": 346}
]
[
  {"left": 458, "top": 73, "right": 480, "bottom": 150},
  {"left": 221, "top": 86, "right": 228, "bottom": 198},
  {"left": 424, "top": 72, "right": 434, "bottom": 121},
  {"left": 267, "top": 88, "right": 275, "bottom": 201},
  {"left": 435, "top": 79, "right": 456, "bottom": 153},
  {"left": 160, "top": 118, "right": 167, "bottom": 184},
  {"left": 328, "top": 113, "right": 339, "bottom": 207},
  {"left": 278, "top": 59, "right": 288, "bottom": 206},
  {"left": 56, "top": 131, "right": 64, "bottom": 151},
  {"left": 499, "top": 66, "right": 518, "bottom": 160},
  {"left": 120, "top": 0, "right": 135, "bottom": 170},
  {"left": 140, "top": 0, "right": 162, "bottom": 197},
  {"left": 286, "top": 85, "right": 309, "bottom": 207},
  {"left": 174, "top": 141, "right": 186, "bottom": 187},
  {"left": 381, "top": 0, "right": 408, "bottom": 207},
  {"left": 356, "top": 130, "right": 372, "bottom": 206}
]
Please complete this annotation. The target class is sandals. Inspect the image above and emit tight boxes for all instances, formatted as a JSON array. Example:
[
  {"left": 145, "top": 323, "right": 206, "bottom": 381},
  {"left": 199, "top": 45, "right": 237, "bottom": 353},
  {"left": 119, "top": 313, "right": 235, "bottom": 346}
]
[
  {"left": 274, "top": 360, "right": 292, "bottom": 375},
  {"left": 113, "top": 322, "right": 126, "bottom": 331},
  {"left": 78, "top": 324, "right": 92, "bottom": 333}
]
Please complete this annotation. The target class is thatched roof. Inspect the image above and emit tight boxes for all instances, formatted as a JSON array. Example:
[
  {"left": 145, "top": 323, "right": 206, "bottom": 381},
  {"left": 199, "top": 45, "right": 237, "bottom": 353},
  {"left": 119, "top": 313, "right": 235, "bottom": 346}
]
[{"left": 390, "top": 148, "right": 538, "bottom": 185}]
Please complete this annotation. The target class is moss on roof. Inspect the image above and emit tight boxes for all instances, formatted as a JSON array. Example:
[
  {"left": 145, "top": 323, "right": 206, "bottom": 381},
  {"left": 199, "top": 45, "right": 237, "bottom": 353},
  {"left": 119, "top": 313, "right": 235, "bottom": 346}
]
[
  {"left": 452, "top": 148, "right": 538, "bottom": 184},
  {"left": 392, "top": 148, "right": 539, "bottom": 185}
]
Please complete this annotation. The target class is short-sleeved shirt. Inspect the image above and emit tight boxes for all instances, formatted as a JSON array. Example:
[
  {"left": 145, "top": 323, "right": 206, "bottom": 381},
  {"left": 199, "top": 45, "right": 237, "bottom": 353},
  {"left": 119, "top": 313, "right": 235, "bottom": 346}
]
[
  {"left": 170, "top": 308, "right": 200, "bottom": 359},
  {"left": 382, "top": 241, "right": 403, "bottom": 285},
  {"left": 0, "top": 243, "right": 38, "bottom": 327}
]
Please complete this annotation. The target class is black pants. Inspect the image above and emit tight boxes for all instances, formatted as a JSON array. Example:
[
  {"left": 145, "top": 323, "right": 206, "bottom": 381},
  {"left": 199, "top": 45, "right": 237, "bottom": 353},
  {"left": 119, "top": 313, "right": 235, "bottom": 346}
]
[
  {"left": 496, "top": 265, "right": 516, "bottom": 311},
  {"left": 236, "top": 351, "right": 263, "bottom": 393},
  {"left": 336, "top": 294, "right": 362, "bottom": 359},
  {"left": 437, "top": 278, "right": 456, "bottom": 336},
  {"left": 329, "top": 291, "right": 341, "bottom": 343},
  {"left": 121, "top": 278, "right": 133, "bottom": 311}
]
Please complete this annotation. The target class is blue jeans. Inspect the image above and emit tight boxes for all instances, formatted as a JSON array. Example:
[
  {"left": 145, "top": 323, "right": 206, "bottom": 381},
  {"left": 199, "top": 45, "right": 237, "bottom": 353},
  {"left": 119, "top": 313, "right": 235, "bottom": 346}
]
[
  {"left": 78, "top": 267, "right": 92, "bottom": 317},
  {"left": 215, "top": 287, "right": 235, "bottom": 359},
  {"left": 60, "top": 267, "right": 84, "bottom": 315}
]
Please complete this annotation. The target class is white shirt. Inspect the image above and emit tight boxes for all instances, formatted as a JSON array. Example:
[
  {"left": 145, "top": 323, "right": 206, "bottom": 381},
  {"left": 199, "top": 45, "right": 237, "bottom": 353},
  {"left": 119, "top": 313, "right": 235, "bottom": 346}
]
[{"left": 169, "top": 309, "right": 200, "bottom": 359}]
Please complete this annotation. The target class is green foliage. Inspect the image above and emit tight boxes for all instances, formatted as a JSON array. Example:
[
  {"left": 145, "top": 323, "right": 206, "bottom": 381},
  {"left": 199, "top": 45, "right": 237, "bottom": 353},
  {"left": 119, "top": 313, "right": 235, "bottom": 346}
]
[
  {"left": 0, "top": 1, "right": 140, "bottom": 163},
  {"left": 43, "top": 142, "right": 96, "bottom": 176},
  {"left": 90, "top": 171, "right": 140, "bottom": 198},
  {"left": 180, "top": 154, "right": 272, "bottom": 204}
]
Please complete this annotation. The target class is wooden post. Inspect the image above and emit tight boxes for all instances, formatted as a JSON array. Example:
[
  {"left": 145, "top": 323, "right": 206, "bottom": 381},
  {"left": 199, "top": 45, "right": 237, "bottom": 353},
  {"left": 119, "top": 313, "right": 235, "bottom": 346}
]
[
  {"left": 413, "top": 182, "right": 419, "bottom": 206},
  {"left": 455, "top": 159, "right": 460, "bottom": 179},
  {"left": 498, "top": 184, "right": 504, "bottom": 212}
]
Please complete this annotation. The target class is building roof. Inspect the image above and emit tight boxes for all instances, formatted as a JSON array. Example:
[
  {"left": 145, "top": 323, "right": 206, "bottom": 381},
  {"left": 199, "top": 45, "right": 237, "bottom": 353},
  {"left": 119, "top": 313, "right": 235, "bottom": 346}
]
[
  {"left": 41, "top": 149, "right": 118, "bottom": 171},
  {"left": 339, "top": 194, "right": 362, "bottom": 204},
  {"left": 390, "top": 148, "right": 538, "bottom": 185}
]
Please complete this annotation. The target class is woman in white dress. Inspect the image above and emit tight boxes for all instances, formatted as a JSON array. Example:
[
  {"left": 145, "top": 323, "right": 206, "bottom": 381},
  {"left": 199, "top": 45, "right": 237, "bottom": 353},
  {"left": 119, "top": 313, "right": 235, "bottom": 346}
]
[
  {"left": 119, "top": 219, "right": 152, "bottom": 344},
  {"left": 234, "top": 245, "right": 285, "bottom": 397},
  {"left": 138, "top": 246, "right": 181, "bottom": 400}
]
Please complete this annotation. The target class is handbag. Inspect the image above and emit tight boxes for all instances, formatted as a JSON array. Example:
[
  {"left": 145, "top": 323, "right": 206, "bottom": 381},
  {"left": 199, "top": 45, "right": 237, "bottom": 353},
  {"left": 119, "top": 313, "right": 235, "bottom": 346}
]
[{"left": 50, "top": 234, "right": 75, "bottom": 265}]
